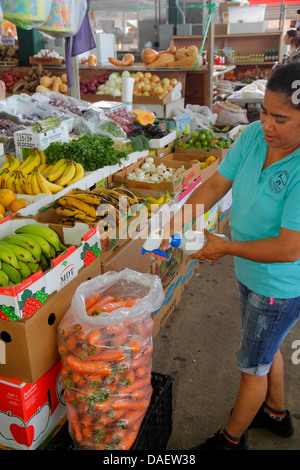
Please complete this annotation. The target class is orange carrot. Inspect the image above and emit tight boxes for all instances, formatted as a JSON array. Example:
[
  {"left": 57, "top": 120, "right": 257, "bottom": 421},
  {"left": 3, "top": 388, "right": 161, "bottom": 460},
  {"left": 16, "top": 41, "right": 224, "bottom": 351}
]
[
  {"left": 87, "top": 328, "right": 104, "bottom": 345},
  {"left": 67, "top": 403, "right": 82, "bottom": 442},
  {"left": 113, "top": 399, "right": 150, "bottom": 410},
  {"left": 85, "top": 294, "right": 100, "bottom": 311},
  {"left": 118, "top": 409, "right": 144, "bottom": 428},
  {"left": 65, "top": 333, "right": 78, "bottom": 351},
  {"left": 86, "top": 295, "right": 116, "bottom": 316},
  {"left": 58, "top": 344, "right": 68, "bottom": 356},
  {"left": 95, "top": 349, "right": 124, "bottom": 362},
  {"left": 118, "top": 430, "right": 139, "bottom": 450},
  {"left": 91, "top": 298, "right": 140, "bottom": 315},
  {"left": 66, "top": 354, "right": 111, "bottom": 376},
  {"left": 132, "top": 386, "right": 152, "bottom": 401}
]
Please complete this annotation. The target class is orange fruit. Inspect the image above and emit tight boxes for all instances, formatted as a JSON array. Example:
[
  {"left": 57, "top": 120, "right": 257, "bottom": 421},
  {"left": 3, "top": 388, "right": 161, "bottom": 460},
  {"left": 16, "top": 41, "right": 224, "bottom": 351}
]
[
  {"left": 0, "top": 203, "right": 5, "bottom": 217},
  {"left": 0, "top": 189, "right": 16, "bottom": 209},
  {"left": 0, "top": 212, "right": 4, "bottom": 220},
  {"left": 9, "top": 198, "right": 28, "bottom": 213}
]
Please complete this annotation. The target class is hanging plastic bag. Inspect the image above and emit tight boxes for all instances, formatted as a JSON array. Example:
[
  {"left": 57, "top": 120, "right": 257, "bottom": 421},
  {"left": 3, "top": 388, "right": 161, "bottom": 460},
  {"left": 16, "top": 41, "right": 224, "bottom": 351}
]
[
  {"left": 58, "top": 269, "right": 164, "bottom": 450},
  {"left": 38, "top": 0, "right": 87, "bottom": 38},
  {"left": 213, "top": 101, "right": 249, "bottom": 127},
  {"left": 73, "top": 108, "right": 127, "bottom": 140},
  {"left": 0, "top": 0, "right": 53, "bottom": 30}
]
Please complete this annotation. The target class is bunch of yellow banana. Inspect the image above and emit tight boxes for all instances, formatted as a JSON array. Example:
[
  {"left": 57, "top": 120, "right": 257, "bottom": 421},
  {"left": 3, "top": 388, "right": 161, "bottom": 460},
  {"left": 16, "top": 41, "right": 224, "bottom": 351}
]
[
  {"left": 0, "top": 224, "right": 67, "bottom": 287},
  {"left": 146, "top": 192, "right": 173, "bottom": 217},
  {"left": 0, "top": 152, "right": 85, "bottom": 195},
  {"left": 53, "top": 188, "right": 139, "bottom": 230}
]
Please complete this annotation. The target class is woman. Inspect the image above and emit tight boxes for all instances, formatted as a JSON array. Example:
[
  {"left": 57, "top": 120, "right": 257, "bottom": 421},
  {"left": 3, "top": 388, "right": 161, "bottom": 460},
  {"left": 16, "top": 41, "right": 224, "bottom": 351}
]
[
  {"left": 285, "top": 36, "right": 300, "bottom": 63},
  {"left": 158, "top": 62, "right": 300, "bottom": 450}
]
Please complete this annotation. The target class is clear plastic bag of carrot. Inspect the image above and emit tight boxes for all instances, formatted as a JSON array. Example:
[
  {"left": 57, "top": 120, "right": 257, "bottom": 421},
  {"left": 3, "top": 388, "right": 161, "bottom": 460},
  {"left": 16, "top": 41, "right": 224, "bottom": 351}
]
[{"left": 57, "top": 269, "right": 165, "bottom": 450}]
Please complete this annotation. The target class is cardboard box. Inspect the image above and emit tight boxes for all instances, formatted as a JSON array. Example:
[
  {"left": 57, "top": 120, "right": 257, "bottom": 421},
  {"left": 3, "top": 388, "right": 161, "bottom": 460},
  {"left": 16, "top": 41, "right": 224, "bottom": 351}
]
[
  {"left": 14, "top": 122, "right": 69, "bottom": 159},
  {"left": 113, "top": 156, "right": 200, "bottom": 194},
  {"left": 151, "top": 246, "right": 182, "bottom": 289},
  {"left": 217, "top": 189, "right": 232, "bottom": 213},
  {"left": 0, "top": 216, "right": 101, "bottom": 319},
  {"left": 0, "top": 255, "right": 101, "bottom": 383},
  {"left": 152, "top": 269, "right": 182, "bottom": 338},
  {"left": 0, "top": 360, "right": 66, "bottom": 450},
  {"left": 163, "top": 152, "right": 220, "bottom": 183},
  {"left": 181, "top": 254, "right": 199, "bottom": 292},
  {"left": 99, "top": 203, "right": 149, "bottom": 262},
  {"left": 175, "top": 145, "right": 229, "bottom": 162},
  {"left": 157, "top": 113, "right": 191, "bottom": 138},
  {"left": 218, "top": 207, "right": 231, "bottom": 234},
  {"left": 148, "top": 141, "right": 175, "bottom": 159},
  {"left": 215, "top": 24, "right": 228, "bottom": 35},
  {"left": 101, "top": 232, "right": 151, "bottom": 275},
  {"left": 148, "top": 130, "right": 176, "bottom": 149}
]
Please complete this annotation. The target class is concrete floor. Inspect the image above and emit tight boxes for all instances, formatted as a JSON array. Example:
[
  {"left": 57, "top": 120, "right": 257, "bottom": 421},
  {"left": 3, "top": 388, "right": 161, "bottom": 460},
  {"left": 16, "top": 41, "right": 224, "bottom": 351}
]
[{"left": 152, "top": 247, "right": 300, "bottom": 451}]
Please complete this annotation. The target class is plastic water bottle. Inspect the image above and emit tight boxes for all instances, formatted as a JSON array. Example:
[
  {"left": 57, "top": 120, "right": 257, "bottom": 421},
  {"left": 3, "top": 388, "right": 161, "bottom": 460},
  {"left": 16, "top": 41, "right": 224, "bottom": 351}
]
[{"left": 141, "top": 229, "right": 227, "bottom": 258}]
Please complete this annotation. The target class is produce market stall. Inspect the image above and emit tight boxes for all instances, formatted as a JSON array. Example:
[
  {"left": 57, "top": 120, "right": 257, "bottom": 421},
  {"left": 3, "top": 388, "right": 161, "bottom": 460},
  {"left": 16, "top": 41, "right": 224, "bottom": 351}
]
[{"left": 0, "top": 0, "right": 248, "bottom": 453}]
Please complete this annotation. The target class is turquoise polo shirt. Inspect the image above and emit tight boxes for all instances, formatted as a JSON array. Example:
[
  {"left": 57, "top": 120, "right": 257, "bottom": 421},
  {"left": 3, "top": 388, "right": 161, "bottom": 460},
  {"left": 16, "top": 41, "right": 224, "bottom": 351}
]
[{"left": 218, "top": 120, "right": 300, "bottom": 298}]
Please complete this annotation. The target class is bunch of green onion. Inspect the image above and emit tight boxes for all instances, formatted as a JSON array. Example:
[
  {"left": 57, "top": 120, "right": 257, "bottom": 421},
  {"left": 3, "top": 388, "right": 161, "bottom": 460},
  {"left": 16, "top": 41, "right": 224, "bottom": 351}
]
[{"left": 32, "top": 117, "right": 61, "bottom": 133}]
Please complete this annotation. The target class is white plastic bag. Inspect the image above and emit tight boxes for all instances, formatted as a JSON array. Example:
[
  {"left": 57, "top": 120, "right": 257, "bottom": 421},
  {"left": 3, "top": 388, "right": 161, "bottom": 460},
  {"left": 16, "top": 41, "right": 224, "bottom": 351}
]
[
  {"left": 38, "top": 0, "right": 87, "bottom": 38},
  {"left": 185, "top": 104, "right": 217, "bottom": 133},
  {"left": 214, "top": 101, "right": 249, "bottom": 127},
  {"left": 58, "top": 269, "right": 164, "bottom": 450}
]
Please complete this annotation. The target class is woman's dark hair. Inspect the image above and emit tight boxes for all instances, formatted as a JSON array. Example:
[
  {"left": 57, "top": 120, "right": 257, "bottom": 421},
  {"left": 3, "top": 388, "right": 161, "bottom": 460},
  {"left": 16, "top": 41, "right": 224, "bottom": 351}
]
[
  {"left": 290, "top": 35, "right": 300, "bottom": 47},
  {"left": 287, "top": 29, "right": 297, "bottom": 38},
  {"left": 267, "top": 62, "right": 300, "bottom": 109}
]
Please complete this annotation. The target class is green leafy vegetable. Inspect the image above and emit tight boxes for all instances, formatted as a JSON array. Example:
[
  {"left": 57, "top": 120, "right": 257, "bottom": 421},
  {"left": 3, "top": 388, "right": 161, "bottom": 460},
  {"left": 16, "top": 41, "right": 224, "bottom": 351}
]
[{"left": 44, "top": 135, "right": 129, "bottom": 172}]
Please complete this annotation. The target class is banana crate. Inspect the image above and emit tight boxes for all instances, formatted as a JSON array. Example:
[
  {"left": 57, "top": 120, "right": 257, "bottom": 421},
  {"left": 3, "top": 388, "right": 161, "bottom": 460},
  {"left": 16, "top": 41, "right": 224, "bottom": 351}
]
[
  {"left": 33, "top": 188, "right": 149, "bottom": 263},
  {"left": 0, "top": 216, "right": 101, "bottom": 320}
]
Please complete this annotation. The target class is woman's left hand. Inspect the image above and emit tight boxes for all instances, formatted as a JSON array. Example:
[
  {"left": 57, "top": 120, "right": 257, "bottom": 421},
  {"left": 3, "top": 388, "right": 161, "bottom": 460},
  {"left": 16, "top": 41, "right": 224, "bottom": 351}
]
[{"left": 189, "top": 229, "right": 230, "bottom": 263}]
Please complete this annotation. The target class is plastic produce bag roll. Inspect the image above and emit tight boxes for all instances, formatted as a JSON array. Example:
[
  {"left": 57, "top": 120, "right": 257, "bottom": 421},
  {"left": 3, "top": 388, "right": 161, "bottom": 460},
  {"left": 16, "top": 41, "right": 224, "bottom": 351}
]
[
  {"left": 122, "top": 77, "right": 135, "bottom": 112},
  {"left": 58, "top": 269, "right": 165, "bottom": 450}
]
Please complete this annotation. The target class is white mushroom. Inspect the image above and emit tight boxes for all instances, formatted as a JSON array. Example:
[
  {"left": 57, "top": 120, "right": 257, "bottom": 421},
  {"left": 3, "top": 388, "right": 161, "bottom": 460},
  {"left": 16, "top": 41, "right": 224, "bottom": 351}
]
[
  {"left": 141, "top": 162, "right": 151, "bottom": 170},
  {"left": 145, "top": 156, "right": 154, "bottom": 164}
]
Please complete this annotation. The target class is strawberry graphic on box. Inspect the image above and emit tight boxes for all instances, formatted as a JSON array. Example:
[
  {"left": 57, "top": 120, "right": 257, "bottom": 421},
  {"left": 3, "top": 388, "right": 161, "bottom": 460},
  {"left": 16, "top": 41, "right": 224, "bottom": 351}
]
[
  {"left": 81, "top": 242, "right": 101, "bottom": 266},
  {"left": 19, "top": 288, "right": 49, "bottom": 319}
]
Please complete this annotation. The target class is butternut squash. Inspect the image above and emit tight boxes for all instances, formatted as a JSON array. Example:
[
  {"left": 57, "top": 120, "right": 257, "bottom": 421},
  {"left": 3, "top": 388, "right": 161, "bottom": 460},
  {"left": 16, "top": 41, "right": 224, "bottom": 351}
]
[
  {"left": 36, "top": 85, "right": 50, "bottom": 93},
  {"left": 146, "top": 53, "right": 175, "bottom": 68},
  {"left": 40, "top": 76, "right": 52, "bottom": 88},
  {"left": 187, "top": 45, "right": 199, "bottom": 57},
  {"left": 52, "top": 77, "right": 62, "bottom": 92},
  {"left": 175, "top": 48, "right": 188, "bottom": 60},
  {"left": 59, "top": 83, "right": 68, "bottom": 94},
  {"left": 169, "top": 55, "right": 203, "bottom": 68}
]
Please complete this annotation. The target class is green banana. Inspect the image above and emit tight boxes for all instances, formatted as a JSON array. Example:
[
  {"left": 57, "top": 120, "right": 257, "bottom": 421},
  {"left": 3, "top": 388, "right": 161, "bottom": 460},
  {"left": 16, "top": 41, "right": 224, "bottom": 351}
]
[
  {"left": 27, "top": 262, "right": 40, "bottom": 274},
  {"left": 0, "top": 269, "right": 9, "bottom": 287},
  {"left": 1, "top": 235, "right": 41, "bottom": 261},
  {"left": 1, "top": 261, "right": 22, "bottom": 285},
  {"left": 49, "top": 244, "right": 56, "bottom": 260},
  {"left": 0, "top": 244, "right": 20, "bottom": 270},
  {"left": 19, "top": 232, "right": 52, "bottom": 258},
  {"left": 15, "top": 225, "right": 61, "bottom": 252},
  {"left": 0, "top": 241, "right": 36, "bottom": 263},
  {"left": 40, "top": 253, "right": 49, "bottom": 268},
  {"left": 18, "top": 260, "right": 32, "bottom": 280}
]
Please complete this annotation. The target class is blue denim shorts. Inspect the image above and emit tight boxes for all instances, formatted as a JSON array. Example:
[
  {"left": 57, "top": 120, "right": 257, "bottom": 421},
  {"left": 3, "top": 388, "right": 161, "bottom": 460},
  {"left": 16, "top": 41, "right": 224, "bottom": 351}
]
[{"left": 236, "top": 282, "right": 300, "bottom": 376}]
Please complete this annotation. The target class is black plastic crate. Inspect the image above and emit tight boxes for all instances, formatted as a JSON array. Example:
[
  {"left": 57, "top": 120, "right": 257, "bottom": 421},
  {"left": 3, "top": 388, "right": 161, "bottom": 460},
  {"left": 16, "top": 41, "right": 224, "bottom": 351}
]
[
  {"left": 132, "top": 372, "right": 173, "bottom": 450},
  {"left": 45, "top": 372, "right": 173, "bottom": 451}
]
